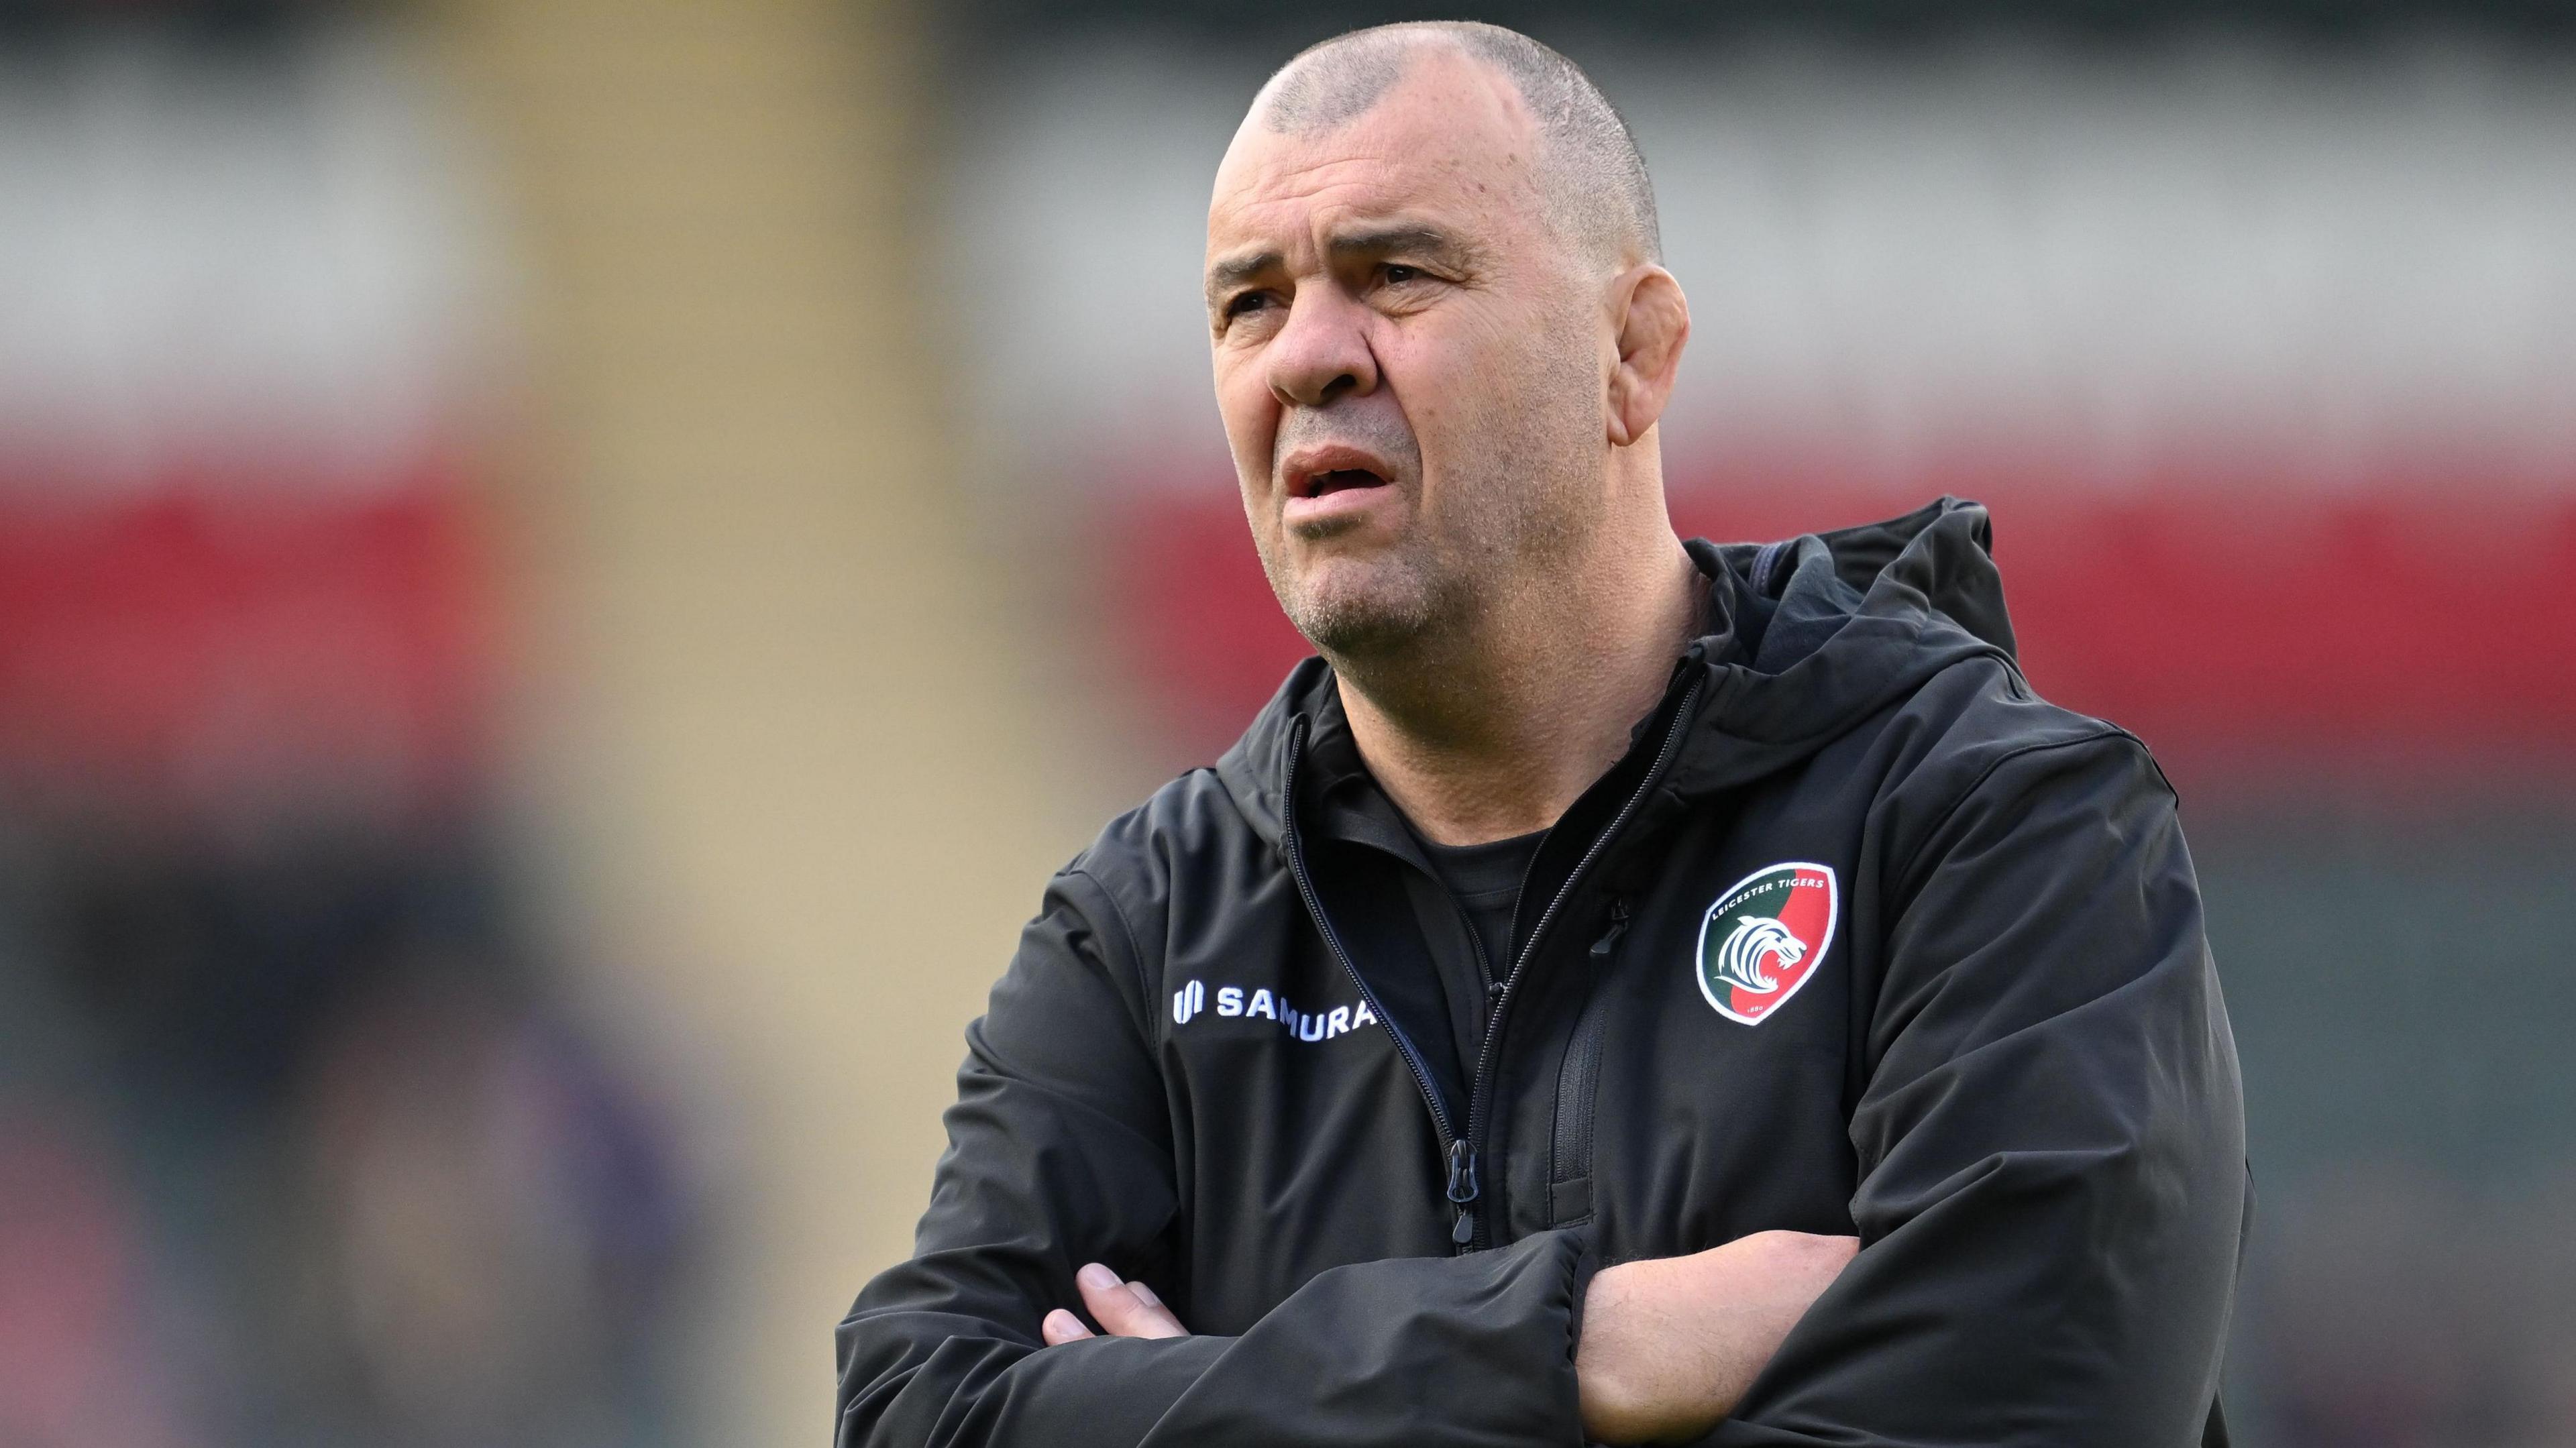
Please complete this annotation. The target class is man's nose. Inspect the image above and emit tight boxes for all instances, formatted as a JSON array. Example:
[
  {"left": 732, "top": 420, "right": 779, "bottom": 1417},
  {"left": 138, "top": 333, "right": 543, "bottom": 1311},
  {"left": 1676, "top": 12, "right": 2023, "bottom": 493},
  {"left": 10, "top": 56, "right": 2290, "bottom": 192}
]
[{"left": 1265, "top": 290, "right": 1379, "bottom": 408}]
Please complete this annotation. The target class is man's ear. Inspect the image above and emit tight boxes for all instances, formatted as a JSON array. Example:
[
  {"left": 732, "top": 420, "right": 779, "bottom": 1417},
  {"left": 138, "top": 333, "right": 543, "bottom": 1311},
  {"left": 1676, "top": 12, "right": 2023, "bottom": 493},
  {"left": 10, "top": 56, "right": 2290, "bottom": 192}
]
[{"left": 1605, "top": 266, "right": 1690, "bottom": 448}]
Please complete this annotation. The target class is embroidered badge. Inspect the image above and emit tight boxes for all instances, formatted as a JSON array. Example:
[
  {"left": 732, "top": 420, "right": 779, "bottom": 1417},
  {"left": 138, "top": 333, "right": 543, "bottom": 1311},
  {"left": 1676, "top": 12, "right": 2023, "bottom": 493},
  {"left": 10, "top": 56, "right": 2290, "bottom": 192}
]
[{"left": 1695, "top": 862, "right": 1838, "bottom": 1025}]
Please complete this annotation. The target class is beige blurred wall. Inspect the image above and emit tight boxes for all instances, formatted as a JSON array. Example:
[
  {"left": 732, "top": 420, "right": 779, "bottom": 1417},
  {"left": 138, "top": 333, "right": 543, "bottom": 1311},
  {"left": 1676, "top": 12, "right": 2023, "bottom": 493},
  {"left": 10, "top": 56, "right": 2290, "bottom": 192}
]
[{"left": 438, "top": 1, "right": 1101, "bottom": 1441}]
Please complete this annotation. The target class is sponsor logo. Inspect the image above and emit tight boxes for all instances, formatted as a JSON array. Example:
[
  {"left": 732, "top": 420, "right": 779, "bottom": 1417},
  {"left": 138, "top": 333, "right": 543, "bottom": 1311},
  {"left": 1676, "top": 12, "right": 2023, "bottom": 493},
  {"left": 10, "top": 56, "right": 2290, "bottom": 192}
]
[
  {"left": 1695, "top": 862, "right": 1837, "bottom": 1026},
  {"left": 1171, "top": 979, "right": 1377, "bottom": 1044}
]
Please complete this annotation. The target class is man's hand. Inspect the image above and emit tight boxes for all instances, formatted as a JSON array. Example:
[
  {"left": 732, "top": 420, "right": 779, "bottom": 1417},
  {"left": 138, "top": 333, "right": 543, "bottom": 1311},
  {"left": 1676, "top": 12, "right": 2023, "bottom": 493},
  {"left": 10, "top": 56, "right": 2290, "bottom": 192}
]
[
  {"left": 1036, "top": 1231, "right": 1851, "bottom": 1444},
  {"left": 1578, "top": 1230, "right": 1859, "bottom": 1445},
  {"left": 1041, "top": 1262, "right": 1189, "bottom": 1345}
]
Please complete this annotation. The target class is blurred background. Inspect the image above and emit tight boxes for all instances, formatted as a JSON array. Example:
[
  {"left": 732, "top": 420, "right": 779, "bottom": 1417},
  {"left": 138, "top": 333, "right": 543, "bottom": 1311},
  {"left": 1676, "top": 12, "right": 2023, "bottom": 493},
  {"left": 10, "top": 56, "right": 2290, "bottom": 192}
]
[{"left": 1, "top": 1, "right": 2570, "bottom": 1445}]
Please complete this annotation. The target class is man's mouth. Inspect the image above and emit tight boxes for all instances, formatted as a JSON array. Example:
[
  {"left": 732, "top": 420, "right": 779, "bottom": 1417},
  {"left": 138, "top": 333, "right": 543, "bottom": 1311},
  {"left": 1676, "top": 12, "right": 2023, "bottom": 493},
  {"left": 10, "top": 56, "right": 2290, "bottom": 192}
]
[
  {"left": 1277, "top": 443, "right": 1403, "bottom": 527},
  {"left": 1299, "top": 467, "right": 1388, "bottom": 498}
]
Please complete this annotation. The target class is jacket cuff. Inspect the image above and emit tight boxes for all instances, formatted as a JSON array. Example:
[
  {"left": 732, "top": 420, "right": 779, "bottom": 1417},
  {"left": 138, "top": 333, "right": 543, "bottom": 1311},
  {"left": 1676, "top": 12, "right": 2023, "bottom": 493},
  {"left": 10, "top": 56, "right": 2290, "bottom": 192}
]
[{"left": 1562, "top": 1224, "right": 1601, "bottom": 1363}]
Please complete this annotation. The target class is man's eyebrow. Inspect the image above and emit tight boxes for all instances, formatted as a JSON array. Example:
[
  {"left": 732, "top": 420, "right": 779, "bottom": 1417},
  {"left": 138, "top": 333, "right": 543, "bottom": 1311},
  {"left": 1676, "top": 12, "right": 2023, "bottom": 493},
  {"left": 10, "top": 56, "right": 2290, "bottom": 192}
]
[
  {"left": 1205, "top": 250, "right": 1282, "bottom": 307},
  {"left": 1203, "top": 226, "right": 1481, "bottom": 309},
  {"left": 1326, "top": 225, "right": 1474, "bottom": 268}
]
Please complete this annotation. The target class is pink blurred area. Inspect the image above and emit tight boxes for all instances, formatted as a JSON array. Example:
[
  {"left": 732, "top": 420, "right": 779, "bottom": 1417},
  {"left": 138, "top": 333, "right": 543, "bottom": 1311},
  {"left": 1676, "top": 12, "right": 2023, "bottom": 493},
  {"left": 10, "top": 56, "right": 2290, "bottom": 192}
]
[
  {"left": 0, "top": 465, "right": 494, "bottom": 813},
  {"left": 0, "top": 12, "right": 693, "bottom": 1447},
  {"left": 1108, "top": 477, "right": 2576, "bottom": 793},
  {"left": 0, "top": 1118, "right": 181, "bottom": 1448}
]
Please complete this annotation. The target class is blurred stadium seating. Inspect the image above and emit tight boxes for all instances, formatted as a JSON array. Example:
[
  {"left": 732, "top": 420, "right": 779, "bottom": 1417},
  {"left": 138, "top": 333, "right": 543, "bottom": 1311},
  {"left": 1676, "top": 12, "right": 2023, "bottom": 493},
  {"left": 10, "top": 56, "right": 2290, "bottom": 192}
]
[
  {"left": 1, "top": 0, "right": 2569, "bottom": 1445},
  {"left": 0, "top": 6, "right": 701, "bottom": 1446}
]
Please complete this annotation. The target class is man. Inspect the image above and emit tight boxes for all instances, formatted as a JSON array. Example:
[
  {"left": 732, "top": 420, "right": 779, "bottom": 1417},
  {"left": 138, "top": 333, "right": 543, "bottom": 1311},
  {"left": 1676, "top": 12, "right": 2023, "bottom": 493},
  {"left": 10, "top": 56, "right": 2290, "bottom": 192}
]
[{"left": 839, "top": 21, "right": 2245, "bottom": 1447}]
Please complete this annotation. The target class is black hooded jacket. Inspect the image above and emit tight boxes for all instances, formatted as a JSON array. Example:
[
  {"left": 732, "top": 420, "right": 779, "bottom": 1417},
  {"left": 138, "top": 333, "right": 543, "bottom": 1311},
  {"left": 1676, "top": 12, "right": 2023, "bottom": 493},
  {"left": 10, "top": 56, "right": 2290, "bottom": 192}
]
[{"left": 837, "top": 499, "right": 2249, "bottom": 1447}]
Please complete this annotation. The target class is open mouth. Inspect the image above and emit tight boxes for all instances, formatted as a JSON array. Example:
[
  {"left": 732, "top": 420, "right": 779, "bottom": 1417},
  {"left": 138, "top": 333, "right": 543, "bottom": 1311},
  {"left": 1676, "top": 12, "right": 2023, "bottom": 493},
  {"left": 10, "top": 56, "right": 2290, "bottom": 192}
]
[
  {"left": 1301, "top": 467, "right": 1387, "bottom": 498},
  {"left": 1278, "top": 443, "right": 1399, "bottom": 515}
]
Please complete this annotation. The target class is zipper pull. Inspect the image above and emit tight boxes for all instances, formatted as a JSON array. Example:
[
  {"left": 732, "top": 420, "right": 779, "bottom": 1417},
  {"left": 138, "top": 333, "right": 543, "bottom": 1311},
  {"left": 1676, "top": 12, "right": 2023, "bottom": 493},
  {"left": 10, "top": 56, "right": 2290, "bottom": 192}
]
[
  {"left": 1446, "top": 1139, "right": 1479, "bottom": 1245},
  {"left": 1591, "top": 900, "right": 1631, "bottom": 962}
]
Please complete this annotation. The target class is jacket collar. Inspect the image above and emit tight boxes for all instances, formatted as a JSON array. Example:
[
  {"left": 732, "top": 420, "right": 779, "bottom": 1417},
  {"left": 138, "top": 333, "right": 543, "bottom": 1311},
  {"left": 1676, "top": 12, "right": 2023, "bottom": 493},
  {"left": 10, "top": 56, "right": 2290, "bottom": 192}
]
[{"left": 1215, "top": 497, "right": 2019, "bottom": 847}]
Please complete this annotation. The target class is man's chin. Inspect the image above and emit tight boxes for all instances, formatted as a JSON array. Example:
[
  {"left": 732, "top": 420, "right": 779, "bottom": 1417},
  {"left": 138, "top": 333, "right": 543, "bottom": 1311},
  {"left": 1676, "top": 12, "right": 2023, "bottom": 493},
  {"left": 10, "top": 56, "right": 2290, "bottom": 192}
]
[{"left": 1279, "top": 565, "right": 1438, "bottom": 659}]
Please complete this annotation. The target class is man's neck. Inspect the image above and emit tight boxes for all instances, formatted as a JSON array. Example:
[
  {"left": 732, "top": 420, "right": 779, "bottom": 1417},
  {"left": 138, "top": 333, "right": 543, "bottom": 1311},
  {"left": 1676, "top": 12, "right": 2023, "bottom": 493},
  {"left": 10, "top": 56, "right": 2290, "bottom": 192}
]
[{"left": 1334, "top": 534, "right": 1703, "bottom": 846}]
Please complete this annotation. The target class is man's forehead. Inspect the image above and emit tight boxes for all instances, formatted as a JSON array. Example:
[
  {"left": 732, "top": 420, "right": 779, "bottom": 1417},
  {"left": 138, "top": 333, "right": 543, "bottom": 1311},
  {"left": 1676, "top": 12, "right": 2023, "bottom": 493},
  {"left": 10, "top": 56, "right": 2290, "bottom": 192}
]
[
  {"left": 1210, "top": 155, "right": 1453, "bottom": 240},
  {"left": 1208, "top": 70, "right": 1540, "bottom": 260}
]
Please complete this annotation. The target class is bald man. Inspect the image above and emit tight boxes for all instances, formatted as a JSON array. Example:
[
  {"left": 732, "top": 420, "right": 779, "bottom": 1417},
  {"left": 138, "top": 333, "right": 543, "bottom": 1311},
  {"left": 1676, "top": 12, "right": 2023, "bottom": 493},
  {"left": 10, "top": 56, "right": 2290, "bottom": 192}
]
[{"left": 839, "top": 23, "right": 2245, "bottom": 1448}]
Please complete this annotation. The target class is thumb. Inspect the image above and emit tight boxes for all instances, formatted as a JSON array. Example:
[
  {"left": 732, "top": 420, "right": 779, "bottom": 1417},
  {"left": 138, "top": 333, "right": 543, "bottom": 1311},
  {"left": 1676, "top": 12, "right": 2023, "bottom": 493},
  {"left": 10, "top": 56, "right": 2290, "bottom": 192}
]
[{"left": 1075, "top": 1262, "right": 1189, "bottom": 1339}]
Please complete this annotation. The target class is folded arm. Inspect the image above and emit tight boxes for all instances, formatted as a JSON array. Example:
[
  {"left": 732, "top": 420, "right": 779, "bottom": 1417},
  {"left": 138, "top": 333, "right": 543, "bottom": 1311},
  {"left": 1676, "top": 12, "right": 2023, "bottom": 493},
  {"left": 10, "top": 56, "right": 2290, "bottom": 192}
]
[
  {"left": 1697, "top": 732, "right": 2248, "bottom": 1447},
  {"left": 835, "top": 868, "right": 1599, "bottom": 1448},
  {"left": 1048, "top": 1231, "right": 1860, "bottom": 1446}
]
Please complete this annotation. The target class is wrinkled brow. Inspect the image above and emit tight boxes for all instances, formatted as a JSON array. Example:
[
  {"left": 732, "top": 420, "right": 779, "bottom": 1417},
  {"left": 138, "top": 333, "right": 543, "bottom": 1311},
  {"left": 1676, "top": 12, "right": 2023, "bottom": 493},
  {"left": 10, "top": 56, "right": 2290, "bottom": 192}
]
[
  {"left": 1326, "top": 225, "right": 1477, "bottom": 270},
  {"left": 1203, "top": 223, "right": 1482, "bottom": 309}
]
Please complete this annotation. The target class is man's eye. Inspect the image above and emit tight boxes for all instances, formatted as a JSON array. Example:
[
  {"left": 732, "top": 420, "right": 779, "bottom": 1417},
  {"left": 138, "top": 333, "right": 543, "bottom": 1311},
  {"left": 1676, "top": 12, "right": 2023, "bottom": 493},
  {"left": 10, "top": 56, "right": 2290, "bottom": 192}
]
[
  {"left": 1224, "top": 292, "right": 1274, "bottom": 320},
  {"left": 1382, "top": 264, "right": 1421, "bottom": 285}
]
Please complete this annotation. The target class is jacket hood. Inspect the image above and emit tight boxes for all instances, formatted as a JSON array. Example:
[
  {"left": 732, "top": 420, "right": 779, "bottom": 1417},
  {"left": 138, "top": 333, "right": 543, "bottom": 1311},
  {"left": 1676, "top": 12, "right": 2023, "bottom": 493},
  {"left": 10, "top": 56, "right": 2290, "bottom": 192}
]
[{"left": 1216, "top": 497, "right": 2020, "bottom": 844}]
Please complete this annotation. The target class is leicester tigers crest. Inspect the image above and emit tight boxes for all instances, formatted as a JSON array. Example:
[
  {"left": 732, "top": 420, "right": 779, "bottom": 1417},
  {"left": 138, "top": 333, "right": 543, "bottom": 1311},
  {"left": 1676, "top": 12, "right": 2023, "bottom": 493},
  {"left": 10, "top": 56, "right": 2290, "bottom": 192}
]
[{"left": 1695, "top": 862, "right": 1838, "bottom": 1026}]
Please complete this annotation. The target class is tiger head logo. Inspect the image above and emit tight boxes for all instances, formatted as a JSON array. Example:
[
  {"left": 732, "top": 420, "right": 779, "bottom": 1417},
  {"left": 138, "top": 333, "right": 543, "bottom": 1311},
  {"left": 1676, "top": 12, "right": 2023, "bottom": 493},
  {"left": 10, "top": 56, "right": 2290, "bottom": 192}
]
[
  {"left": 1709, "top": 915, "right": 1805, "bottom": 995},
  {"left": 1695, "top": 862, "right": 1838, "bottom": 1026}
]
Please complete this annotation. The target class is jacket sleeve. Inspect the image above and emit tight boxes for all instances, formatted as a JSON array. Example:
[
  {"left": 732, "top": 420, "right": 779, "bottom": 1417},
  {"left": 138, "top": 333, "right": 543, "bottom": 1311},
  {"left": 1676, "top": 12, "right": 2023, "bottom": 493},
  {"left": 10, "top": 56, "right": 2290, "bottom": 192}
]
[
  {"left": 835, "top": 865, "right": 1595, "bottom": 1448},
  {"left": 1706, "top": 731, "right": 2247, "bottom": 1447}
]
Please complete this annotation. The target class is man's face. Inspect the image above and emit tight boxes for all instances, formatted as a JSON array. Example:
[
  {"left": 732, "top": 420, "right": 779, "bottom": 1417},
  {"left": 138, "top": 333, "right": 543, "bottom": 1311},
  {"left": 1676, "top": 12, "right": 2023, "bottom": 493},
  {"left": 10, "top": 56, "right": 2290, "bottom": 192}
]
[{"left": 1205, "top": 48, "right": 1608, "bottom": 658}]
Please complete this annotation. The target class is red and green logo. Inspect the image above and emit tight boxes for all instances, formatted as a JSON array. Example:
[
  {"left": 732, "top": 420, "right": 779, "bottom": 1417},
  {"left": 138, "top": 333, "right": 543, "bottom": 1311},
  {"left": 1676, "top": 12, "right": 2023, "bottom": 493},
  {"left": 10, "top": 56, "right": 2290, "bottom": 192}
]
[{"left": 1695, "top": 862, "right": 1837, "bottom": 1026}]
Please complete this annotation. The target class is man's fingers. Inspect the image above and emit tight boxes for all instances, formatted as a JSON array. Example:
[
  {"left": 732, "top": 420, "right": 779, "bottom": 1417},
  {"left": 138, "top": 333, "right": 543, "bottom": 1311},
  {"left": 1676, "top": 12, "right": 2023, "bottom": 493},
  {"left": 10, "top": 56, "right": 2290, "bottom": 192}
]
[
  {"left": 1075, "top": 1262, "right": 1190, "bottom": 1339},
  {"left": 1040, "top": 1308, "right": 1094, "bottom": 1345}
]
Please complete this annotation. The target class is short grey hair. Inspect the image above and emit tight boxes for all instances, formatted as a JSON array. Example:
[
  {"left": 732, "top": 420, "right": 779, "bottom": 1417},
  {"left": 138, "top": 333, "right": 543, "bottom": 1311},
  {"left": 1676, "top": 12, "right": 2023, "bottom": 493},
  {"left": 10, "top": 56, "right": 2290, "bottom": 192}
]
[{"left": 1256, "top": 21, "right": 1662, "bottom": 267}]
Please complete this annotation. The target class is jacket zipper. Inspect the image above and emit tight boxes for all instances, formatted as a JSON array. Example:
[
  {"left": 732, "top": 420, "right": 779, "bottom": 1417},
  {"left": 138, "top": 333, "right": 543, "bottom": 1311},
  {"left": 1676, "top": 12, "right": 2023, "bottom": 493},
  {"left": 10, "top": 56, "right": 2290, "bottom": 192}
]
[
  {"left": 1454, "top": 678, "right": 1703, "bottom": 1250},
  {"left": 1442, "top": 900, "right": 1500, "bottom": 1241},
  {"left": 1277, "top": 716, "right": 1464, "bottom": 1187},
  {"left": 1549, "top": 899, "right": 1628, "bottom": 1207},
  {"left": 1275, "top": 678, "right": 1703, "bottom": 1254}
]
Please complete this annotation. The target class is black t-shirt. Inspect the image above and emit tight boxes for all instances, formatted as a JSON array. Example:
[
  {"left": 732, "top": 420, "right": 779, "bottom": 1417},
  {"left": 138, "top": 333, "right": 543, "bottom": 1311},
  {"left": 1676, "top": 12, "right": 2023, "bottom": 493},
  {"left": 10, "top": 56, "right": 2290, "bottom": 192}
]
[
  {"left": 1413, "top": 828, "right": 1545, "bottom": 1070},
  {"left": 1297, "top": 704, "right": 1558, "bottom": 1113}
]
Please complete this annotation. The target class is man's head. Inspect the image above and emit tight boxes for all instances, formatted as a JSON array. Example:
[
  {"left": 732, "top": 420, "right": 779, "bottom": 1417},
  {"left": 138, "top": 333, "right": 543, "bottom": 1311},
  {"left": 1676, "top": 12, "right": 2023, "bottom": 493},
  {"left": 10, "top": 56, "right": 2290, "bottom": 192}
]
[{"left": 1206, "top": 21, "right": 1688, "bottom": 665}]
